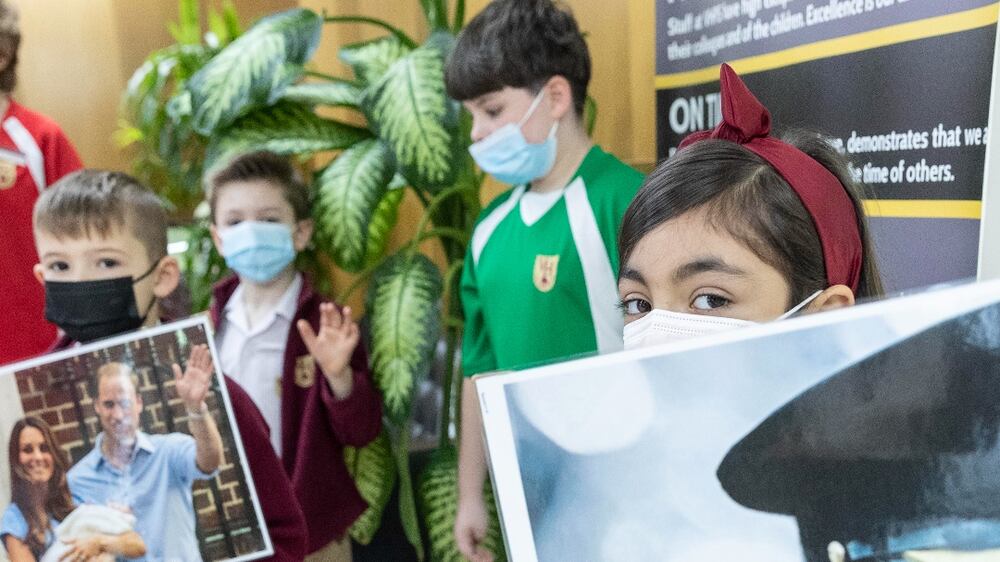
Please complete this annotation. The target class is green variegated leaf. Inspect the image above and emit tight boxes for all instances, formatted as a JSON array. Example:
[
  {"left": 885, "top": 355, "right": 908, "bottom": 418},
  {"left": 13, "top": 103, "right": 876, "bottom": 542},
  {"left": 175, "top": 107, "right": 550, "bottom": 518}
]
[
  {"left": 363, "top": 187, "right": 404, "bottom": 267},
  {"left": 368, "top": 253, "right": 442, "bottom": 420},
  {"left": 363, "top": 37, "right": 458, "bottom": 190},
  {"left": 204, "top": 101, "right": 370, "bottom": 176},
  {"left": 281, "top": 81, "right": 362, "bottom": 109},
  {"left": 345, "top": 431, "right": 396, "bottom": 545},
  {"left": 339, "top": 36, "right": 411, "bottom": 86},
  {"left": 313, "top": 139, "right": 396, "bottom": 271},
  {"left": 182, "top": 8, "right": 322, "bottom": 135},
  {"left": 268, "top": 63, "right": 304, "bottom": 104},
  {"left": 418, "top": 447, "right": 506, "bottom": 562}
]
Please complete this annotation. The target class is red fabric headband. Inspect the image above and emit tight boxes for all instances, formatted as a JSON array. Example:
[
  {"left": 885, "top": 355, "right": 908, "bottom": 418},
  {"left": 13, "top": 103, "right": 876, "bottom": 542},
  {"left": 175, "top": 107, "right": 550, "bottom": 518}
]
[{"left": 678, "top": 64, "right": 863, "bottom": 293}]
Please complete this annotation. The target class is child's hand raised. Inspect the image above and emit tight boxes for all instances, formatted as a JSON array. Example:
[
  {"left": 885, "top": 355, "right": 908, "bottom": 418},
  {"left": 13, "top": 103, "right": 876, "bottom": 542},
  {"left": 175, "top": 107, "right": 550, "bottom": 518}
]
[{"left": 297, "top": 303, "right": 359, "bottom": 399}]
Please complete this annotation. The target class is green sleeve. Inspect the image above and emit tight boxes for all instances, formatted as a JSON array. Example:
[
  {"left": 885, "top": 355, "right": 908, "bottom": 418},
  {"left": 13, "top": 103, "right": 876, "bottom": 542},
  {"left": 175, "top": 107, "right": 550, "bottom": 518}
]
[{"left": 460, "top": 244, "right": 497, "bottom": 377}]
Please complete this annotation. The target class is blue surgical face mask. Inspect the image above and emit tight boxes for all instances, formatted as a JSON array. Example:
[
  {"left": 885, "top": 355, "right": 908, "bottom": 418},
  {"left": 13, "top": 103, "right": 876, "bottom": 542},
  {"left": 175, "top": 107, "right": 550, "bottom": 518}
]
[
  {"left": 468, "top": 89, "right": 559, "bottom": 186},
  {"left": 219, "top": 221, "right": 296, "bottom": 284}
]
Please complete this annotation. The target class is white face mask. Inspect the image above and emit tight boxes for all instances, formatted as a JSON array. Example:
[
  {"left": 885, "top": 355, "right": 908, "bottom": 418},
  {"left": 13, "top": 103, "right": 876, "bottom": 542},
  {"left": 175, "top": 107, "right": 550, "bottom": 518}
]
[{"left": 622, "top": 290, "right": 823, "bottom": 350}]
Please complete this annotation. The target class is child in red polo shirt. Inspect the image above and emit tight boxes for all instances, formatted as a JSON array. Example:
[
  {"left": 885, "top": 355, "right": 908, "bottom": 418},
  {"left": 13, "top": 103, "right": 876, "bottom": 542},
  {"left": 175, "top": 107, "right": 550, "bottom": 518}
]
[
  {"left": 0, "top": 0, "right": 83, "bottom": 365},
  {"left": 207, "top": 151, "right": 382, "bottom": 559}
]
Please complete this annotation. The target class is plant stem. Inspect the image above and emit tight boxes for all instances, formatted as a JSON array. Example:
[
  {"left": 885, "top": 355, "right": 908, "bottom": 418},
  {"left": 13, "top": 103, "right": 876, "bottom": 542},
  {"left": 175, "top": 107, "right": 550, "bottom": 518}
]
[
  {"left": 438, "top": 256, "right": 467, "bottom": 447},
  {"left": 434, "top": 0, "right": 448, "bottom": 29},
  {"left": 335, "top": 257, "right": 386, "bottom": 304},
  {"left": 416, "top": 227, "right": 469, "bottom": 246},
  {"left": 437, "top": 253, "right": 466, "bottom": 449},
  {"left": 412, "top": 188, "right": 430, "bottom": 208},
  {"left": 453, "top": 0, "right": 466, "bottom": 33},
  {"left": 323, "top": 16, "right": 418, "bottom": 49},
  {"left": 439, "top": 326, "right": 458, "bottom": 448},
  {"left": 304, "top": 69, "right": 346, "bottom": 82},
  {"left": 410, "top": 184, "right": 475, "bottom": 251}
]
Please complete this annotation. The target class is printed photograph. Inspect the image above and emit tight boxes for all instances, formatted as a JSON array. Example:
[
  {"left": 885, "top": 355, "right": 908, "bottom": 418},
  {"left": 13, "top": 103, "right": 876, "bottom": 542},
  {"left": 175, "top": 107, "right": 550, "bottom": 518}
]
[
  {"left": 478, "top": 280, "right": 1000, "bottom": 562},
  {"left": 0, "top": 317, "right": 271, "bottom": 562}
]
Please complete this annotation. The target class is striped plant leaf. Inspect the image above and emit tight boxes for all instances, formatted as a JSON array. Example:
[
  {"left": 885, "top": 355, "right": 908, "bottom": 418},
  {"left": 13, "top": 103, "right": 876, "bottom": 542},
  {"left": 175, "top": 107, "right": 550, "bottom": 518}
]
[
  {"left": 418, "top": 447, "right": 506, "bottom": 562},
  {"left": 313, "top": 139, "right": 396, "bottom": 272},
  {"left": 339, "top": 36, "right": 411, "bottom": 86},
  {"left": 281, "top": 81, "right": 363, "bottom": 109},
  {"left": 204, "top": 101, "right": 370, "bottom": 176},
  {"left": 362, "top": 34, "right": 459, "bottom": 190},
  {"left": 183, "top": 8, "right": 322, "bottom": 135},
  {"left": 345, "top": 430, "right": 396, "bottom": 545},
  {"left": 363, "top": 187, "right": 405, "bottom": 268},
  {"left": 368, "top": 253, "right": 442, "bottom": 421}
]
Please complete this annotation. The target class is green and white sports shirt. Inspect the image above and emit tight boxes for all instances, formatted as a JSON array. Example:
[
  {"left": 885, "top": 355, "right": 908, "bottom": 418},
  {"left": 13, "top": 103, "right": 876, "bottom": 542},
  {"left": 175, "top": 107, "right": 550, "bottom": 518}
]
[{"left": 461, "top": 145, "right": 644, "bottom": 376}]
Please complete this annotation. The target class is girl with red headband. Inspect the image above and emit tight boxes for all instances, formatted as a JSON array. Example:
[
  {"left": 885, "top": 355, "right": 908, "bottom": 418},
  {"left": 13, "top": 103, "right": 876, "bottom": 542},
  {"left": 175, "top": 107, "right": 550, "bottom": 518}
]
[{"left": 618, "top": 64, "right": 883, "bottom": 348}]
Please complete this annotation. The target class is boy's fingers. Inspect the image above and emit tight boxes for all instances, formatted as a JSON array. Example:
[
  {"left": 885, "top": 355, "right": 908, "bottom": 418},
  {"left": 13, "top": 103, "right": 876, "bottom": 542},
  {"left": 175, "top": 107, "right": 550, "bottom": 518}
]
[
  {"left": 297, "top": 319, "right": 318, "bottom": 349},
  {"left": 172, "top": 363, "right": 183, "bottom": 381},
  {"left": 325, "top": 303, "right": 344, "bottom": 330}
]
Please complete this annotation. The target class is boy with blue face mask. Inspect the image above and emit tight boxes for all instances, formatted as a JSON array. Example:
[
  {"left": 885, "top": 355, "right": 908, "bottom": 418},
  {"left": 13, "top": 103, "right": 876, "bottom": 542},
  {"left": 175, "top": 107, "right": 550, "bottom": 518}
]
[
  {"left": 207, "top": 151, "right": 382, "bottom": 560},
  {"left": 445, "top": 1, "right": 644, "bottom": 559},
  {"left": 32, "top": 169, "right": 308, "bottom": 560}
]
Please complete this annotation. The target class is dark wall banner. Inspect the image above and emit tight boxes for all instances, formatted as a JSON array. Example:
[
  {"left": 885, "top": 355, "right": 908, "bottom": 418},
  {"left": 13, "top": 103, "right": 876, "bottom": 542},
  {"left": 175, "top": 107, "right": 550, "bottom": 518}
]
[{"left": 655, "top": 0, "right": 999, "bottom": 291}]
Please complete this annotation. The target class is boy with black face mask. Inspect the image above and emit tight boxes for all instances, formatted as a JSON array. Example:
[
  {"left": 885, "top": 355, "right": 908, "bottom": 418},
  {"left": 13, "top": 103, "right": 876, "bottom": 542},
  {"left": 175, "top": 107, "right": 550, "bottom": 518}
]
[{"left": 31, "top": 170, "right": 308, "bottom": 561}]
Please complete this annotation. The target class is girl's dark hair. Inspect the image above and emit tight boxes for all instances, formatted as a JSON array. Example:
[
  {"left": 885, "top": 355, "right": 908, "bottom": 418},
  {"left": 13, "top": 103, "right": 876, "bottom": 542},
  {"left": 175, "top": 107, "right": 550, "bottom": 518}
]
[
  {"left": 445, "top": 0, "right": 591, "bottom": 116},
  {"left": 8, "top": 417, "right": 74, "bottom": 556},
  {"left": 618, "top": 130, "right": 884, "bottom": 305}
]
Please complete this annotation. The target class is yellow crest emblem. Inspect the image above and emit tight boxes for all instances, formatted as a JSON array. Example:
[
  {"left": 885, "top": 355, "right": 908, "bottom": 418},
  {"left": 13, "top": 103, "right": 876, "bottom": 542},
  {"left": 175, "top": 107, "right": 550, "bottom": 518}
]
[
  {"left": 0, "top": 160, "right": 16, "bottom": 190},
  {"left": 533, "top": 255, "right": 560, "bottom": 293},
  {"left": 294, "top": 355, "right": 316, "bottom": 388}
]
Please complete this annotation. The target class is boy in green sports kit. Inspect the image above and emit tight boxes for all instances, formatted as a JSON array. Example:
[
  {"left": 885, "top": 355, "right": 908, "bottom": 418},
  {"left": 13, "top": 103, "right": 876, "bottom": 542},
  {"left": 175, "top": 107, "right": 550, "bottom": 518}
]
[{"left": 444, "top": 1, "right": 643, "bottom": 560}]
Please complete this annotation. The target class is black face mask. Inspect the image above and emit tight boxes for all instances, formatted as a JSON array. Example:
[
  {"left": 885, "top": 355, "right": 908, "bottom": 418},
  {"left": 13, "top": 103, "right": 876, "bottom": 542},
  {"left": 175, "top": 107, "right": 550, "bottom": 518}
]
[{"left": 44, "top": 261, "right": 160, "bottom": 343}]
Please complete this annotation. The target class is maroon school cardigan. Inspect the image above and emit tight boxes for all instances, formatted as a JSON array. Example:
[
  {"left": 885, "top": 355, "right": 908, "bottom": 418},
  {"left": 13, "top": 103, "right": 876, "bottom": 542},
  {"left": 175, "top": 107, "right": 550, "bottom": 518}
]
[
  {"left": 50, "top": 335, "right": 309, "bottom": 561},
  {"left": 211, "top": 275, "right": 383, "bottom": 553}
]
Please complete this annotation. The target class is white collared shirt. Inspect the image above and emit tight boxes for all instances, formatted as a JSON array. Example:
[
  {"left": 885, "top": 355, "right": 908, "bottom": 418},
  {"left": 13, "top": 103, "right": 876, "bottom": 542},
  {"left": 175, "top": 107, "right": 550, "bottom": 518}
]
[{"left": 216, "top": 274, "right": 303, "bottom": 456}]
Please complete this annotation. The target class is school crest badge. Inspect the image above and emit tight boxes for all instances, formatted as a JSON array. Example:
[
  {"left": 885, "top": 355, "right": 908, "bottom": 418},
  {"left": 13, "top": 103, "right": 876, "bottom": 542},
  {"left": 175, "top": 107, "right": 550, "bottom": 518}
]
[
  {"left": 533, "top": 255, "right": 559, "bottom": 293},
  {"left": 0, "top": 160, "right": 16, "bottom": 190},
  {"left": 294, "top": 354, "right": 315, "bottom": 388}
]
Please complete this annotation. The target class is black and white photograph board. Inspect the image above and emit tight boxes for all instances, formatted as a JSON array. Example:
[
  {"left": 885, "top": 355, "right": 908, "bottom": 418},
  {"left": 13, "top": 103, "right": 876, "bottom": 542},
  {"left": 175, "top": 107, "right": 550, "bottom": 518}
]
[
  {"left": 0, "top": 316, "right": 272, "bottom": 562},
  {"left": 477, "top": 279, "right": 1000, "bottom": 562}
]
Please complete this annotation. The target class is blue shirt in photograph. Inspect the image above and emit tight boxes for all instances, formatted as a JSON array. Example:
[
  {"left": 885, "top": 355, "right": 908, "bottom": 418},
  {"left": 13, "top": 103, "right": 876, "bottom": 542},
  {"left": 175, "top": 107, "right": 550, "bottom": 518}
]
[
  {"left": 0, "top": 502, "right": 57, "bottom": 557},
  {"left": 67, "top": 431, "right": 215, "bottom": 562}
]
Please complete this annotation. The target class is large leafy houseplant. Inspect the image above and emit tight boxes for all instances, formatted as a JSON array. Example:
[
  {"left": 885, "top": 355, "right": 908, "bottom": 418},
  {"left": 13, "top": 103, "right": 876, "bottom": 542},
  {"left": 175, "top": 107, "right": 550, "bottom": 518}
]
[{"left": 120, "top": 1, "right": 507, "bottom": 559}]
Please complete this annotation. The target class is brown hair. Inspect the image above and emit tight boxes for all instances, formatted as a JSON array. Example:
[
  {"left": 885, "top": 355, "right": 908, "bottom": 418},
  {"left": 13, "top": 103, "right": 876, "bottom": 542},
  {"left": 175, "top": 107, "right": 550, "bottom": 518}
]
[
  {"left": 208, "top": 151, "right": 310, "bottom": 222},
  {"left": 0, "top": 1, "right": 19, "bottom": 94},
  {"left": 97, "top": 362, "right": 141, "bottom": 393},
  {"left": 33, "top": 170, "right": 167, "bottom": 264},
  {"left": 618, "top": 129, "right": 884, "bottom": 306},
  {"left": 8, "top": 417, "right": 74, "bottom": 556}
]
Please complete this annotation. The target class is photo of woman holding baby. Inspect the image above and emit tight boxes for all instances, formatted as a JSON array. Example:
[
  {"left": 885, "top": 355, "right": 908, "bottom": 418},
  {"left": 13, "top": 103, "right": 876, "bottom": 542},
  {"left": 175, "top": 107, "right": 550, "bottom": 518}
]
[{"left": 1, "top": 417, "right": 145, "bottom": 561}]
